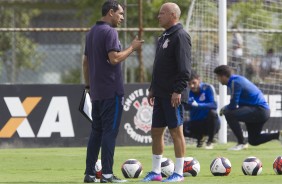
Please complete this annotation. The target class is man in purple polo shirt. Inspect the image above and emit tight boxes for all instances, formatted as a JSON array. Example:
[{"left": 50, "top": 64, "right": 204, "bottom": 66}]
[{"left": 82, "top": 0, "right": 144, "bottom": 183}]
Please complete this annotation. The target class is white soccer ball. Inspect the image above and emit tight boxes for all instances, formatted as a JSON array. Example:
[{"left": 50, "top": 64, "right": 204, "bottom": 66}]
[
  {"left": 121, "top": 159, "right": 143, "bottom": 178},
  {"left": 242, "top": 156, "right": 262, "bottom": 176},
  {"left": 161, "top": 158, "right": 174, "bottom": 177},
  {"left": 183, "top": 157, "right": 200, "bottom": 177},
  {"left": 210, "top": 157, "right": 232, "bottom": 176},
  {"left": 95, "top": 159, "right": 102, "bottom": 179}
]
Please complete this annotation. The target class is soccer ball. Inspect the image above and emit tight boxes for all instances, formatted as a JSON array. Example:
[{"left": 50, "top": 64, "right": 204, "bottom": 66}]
[
  {"left": 161, "top": 158, "right": 174, "bottom": 177},
  {"left": 273, "top": 156, "right": 282, "bottom": 175},
  {"left": 210, "top": 157, "right": 232, "bottom": 176},
  {"left": 121, "top": 159, "right": 143, "bottom": 178},
  {"left": 95, "top": 159, "right": 102, "bottom": 179},
  {"left": 183, "top": 157, "right": 200, "bottom": 177},
  {"left": 242, "top": 156, "right": 263, "bottom": 176}
]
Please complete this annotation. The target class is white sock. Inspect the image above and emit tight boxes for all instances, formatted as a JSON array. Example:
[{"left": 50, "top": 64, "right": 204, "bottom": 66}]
[
  {"left": 102, "top": 174, "right": 112, "bottom": 179},
  {"left": 174, "top": 157, "right": 184, "bottom": 176},
  {"left": 152, "top": 154, "right": 162, "bottom": 174}
]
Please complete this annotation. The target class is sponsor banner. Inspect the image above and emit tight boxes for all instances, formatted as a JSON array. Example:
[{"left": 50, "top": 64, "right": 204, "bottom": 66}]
[
  {"left": 117, "top": 84, "right": 152, "bottom": 146},
  {"left": 0, "top": 84, "right": 281, "bottom": 147},
  {"left": 0, "top": 84, "right": 90, "bottom": 148},
  {"left": 119, "top": 84, "right": 282, "bottom": 144}
]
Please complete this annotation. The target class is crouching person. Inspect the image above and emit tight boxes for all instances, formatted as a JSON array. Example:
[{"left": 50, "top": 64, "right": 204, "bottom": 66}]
[{"left": 183, "top": 70, "right": 220, "bottom": 149}]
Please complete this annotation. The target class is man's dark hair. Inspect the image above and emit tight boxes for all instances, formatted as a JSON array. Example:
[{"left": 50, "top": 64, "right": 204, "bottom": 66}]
[
  {"left": 214, "top": 65, "right": 232, "bottom": 77},
  {"left": 188, "top": 70, "right": 200, "bottom": 81},
  {"left": 102, "top": 0, "right": 121, "bottom": 16}
]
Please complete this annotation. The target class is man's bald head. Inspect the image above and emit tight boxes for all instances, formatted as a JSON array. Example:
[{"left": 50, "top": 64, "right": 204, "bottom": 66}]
[
  {"left": 161, "top": 2, "right": 181, "bottom": 20},
  {"left": 158, "top": 2, "right": 181, "bottom": 29}
]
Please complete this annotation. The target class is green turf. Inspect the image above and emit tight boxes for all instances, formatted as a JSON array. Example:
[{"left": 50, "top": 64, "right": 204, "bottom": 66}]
[{"left": 0, "top": 142, "right": 282, "bottom": 184}]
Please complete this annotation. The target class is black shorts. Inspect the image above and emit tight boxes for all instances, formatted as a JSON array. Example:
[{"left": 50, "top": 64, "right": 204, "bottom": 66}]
[{"left": 152, "top": 97, "right": 183, "bottom": 129}]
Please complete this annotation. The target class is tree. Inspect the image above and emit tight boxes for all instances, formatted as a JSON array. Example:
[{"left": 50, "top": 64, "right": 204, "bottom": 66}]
[
  {"left": 228, "top": 0, "right": 282, "bottom": 52},
  {"left": 76, "top": 0, "right": 190, "bottom": 27},
  {"left": 0, "top": 5, "right": 41, "bottom": 83},
  {"left": 76, "top": 0, "right": 191, "bottom": 82}
]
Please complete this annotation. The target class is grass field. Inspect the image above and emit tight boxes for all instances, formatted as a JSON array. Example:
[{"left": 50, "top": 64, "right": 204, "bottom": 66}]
[{"left": 0, "top": 142, "right": 282, "bottom": 184}]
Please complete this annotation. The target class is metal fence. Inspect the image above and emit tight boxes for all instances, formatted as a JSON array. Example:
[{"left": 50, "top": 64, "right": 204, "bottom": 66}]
[
  {"left": 1, "top": 28, "right": 281, "bottom": 85},
  {"left": 0, "top": 28, "right": 163, "bottom": 84},
  {"left": 1, "top": 0, "right": 282, "bottom": 86}
]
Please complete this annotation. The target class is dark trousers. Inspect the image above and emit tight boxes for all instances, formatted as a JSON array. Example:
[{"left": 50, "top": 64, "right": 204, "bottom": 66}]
[
  {"left": 183, "top": 110, "right": 220, "bottom": 143},
  {"left": 224, "top": 106, "right": 278, "bottom": 145},
  {"left": 85, "top": 95, "right": 123, "bottom": 175}
]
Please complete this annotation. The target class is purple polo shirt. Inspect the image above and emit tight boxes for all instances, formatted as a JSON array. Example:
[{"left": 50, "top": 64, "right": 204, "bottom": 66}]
[{"left": 84, "top": 21, "right": 124, "bottom": 100}]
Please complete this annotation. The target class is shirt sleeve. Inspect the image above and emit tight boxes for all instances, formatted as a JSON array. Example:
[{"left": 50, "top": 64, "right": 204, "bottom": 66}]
[
  {"left": 173, "top": 32, "right": 192, "bottom": 94},
  {"left": 228, "top": 80, "right": 242, "bottom": 109},
  {"left": 105, "top": 28, "right": 121, "bottom": 53}
]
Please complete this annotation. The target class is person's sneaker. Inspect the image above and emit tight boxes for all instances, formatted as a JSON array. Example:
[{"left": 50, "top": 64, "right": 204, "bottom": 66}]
[
  {"left": 196, "top": 140, "right": 204, "bottom": 148},
  {"left": 196, "top": 136, "right": 205, "bottom": 148},
  {"left": 278, "top": 130, "right": 282, "bottom": 144},
  {"left": 84, "top": 175, "right": 97, "bottom": 183},
  {"left": 141, "top": 171, "right": 162, "bottom": 182},
  {"left": 100, "top": 175, "right": 127, "bottom": 183},
  {"left": 228, "top": 143, "right": 248, "bottom": 151},
  {"left": 162, "top": 172, "right": 184, "bottom": 182},
  {"left": 205, "top": 142, "right": 214, "bottom": 149}
]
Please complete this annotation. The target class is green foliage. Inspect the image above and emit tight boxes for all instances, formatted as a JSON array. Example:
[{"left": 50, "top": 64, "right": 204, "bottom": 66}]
[
  {"left": 228, "top": 0, "right": 272, "bottom": 28},
  {"left": 0, "top": 6, "right": 41, "bottom": 82},
  {"left": 16, "top": 35, "right": 41, "bottom": 70},
  {"left": 76, "top": 0, "right": 191, "bottom": 27},
  {"left": 126, "top": 66, "right": 152, "bottom": 83},
  {"left": 228, "top": 0, "right": 282, "bottom": 52},
  {"left": 76, "top": 0, "right": 192, "bottom": 83},
  {"left": 192, "top": 0, "right": 218, "bottom": 28},
  {"left": 61, "top": 68, "right": 81, "bottom": 84},
  {"left": 75, "top": 0, "right": 105, "bottom": 26},
  {"left": 266, "top": 32, "right": 282, "bottom": 52}
]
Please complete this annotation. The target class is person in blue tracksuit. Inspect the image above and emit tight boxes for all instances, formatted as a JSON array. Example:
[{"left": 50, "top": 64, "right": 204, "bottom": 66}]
[
  {"left": 214, "top": 65, "right": 282, "bottom": 151},
  {"left": 183, "top": 70, "right": 220, "bottom": 149}
]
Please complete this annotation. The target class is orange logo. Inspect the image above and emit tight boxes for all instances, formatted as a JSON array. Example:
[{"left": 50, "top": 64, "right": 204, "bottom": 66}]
[{"left": 0, "top": 97, "right": 41, "bottom": 138}]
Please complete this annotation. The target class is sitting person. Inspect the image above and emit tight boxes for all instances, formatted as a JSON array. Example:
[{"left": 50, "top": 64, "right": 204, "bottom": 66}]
[{"left": 183, "top": 70, "right": 220, "bottom": 149}]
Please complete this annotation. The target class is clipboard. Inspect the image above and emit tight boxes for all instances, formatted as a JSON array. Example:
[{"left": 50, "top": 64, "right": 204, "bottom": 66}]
[{"left": 79, "top": 89, "right": 92, "bottom": 122}]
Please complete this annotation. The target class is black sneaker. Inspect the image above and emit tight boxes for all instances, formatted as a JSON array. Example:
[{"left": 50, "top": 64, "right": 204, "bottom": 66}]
[
  {"left": 100, "top": 175, "right": 127, "bottom": 183},
  {"left": 196, "top": 140, "right": 203, "bottom": 148},
  {"left": 84, "top": 174, "right": 97, "bottom": 183},
  {"left": 196, "top": 136, "right": 207, "bottom": 148}
]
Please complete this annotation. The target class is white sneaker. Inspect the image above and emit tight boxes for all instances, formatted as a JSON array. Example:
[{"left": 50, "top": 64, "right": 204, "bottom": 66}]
[
  {"left": 228, "top": 143, "right": 248, "bottom": 151},
  {"left": 205, "top": 142, "right": 214, "bottom": 149},
  {"left": 278, "top": 130, "right": 282, "bottom": 144}
]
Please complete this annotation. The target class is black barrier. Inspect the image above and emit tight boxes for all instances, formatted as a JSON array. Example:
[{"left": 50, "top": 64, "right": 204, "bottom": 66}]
[
  {"left": 0, "top": 84, "right": 281, "bottom": 148},
  {"left": 0, "top": 85, "right": 90, "bottom": 148},
  {"left": 117, "top": 84, "right": 152, "bottom": 146}
]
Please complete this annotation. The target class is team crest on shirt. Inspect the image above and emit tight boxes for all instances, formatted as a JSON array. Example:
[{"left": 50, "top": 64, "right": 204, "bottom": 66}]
[
  {"left": 162, "top": 39, "right": 170, "bottom": 49},
  {"left": 199, "top": 93, "right": 206, "bottom": 101}
]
